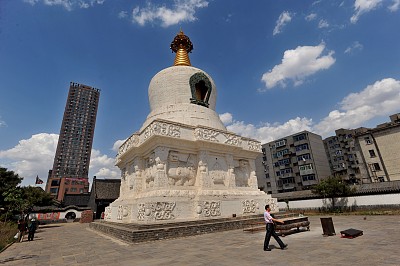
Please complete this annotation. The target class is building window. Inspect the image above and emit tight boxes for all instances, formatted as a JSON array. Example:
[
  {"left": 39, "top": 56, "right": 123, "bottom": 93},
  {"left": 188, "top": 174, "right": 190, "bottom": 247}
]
[
  {"left": 373, "top": 163, "right": 381, "bottom": 171},
  {"left": 378, "top": 176, "right": 385, "bottom": 182},
  {"left": 295, "top": 143, "right": 309, "bottom": 151},
  {"left": 266, "top": 182, "right": 271, "bottom": 187},
  {"left": 275, "top": 139, "right": 286, "bottom": 148},
  {"left": 293, "top": 133, "right": 306, "bottom": 142},
  {"left": 297, "top": 154, "right": 311, "bottom": 161},
  {"left": 364, "top": 137, "right": 372, "bottom": 144},
  {"left": 302, "top": 174, "right": 315, "bottom": 181},
  {"left": 299, "top": 164, "right": 313, "bottom": 171},
  {"left": 50, "top": 188, "right": 58, "bottom": 194},
  {"left": 70, "top": 188, "right": 77, "bottom": 192},
  {"left": 265, "top": 173, "right": 270, "bottom": 178},
  {"left": 369, "top": 150, "right": 376, "bottom": 157}
]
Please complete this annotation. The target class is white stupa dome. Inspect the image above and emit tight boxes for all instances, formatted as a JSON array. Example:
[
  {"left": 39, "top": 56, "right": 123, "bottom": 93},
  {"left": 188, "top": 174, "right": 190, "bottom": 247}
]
[{"left": 140, "top": 31, "right": 226, "bottom": 131}]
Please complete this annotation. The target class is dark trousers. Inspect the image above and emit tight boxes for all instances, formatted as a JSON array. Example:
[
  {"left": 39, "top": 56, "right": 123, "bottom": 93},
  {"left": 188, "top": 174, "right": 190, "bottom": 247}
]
[
  {"left": 264, "top": 223, "right": 284, "bottom": 249},
  {"left": 28, "top": 231, "right": 35, "bottom": 241}
]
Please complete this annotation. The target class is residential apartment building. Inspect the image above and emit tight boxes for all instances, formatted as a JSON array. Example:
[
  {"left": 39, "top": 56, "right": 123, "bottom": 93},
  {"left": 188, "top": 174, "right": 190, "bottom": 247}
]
[
  {"left": 323, "top": 129, "right": 368, "bottom": 184},
  {"left": 256, "top": 131, "right": 331, "bottom": 194},
  {"left": 354, "top": 113, "right": 400, "bottom": 183},
  {"left": 46, "top": 82, "right": 100, "bottom": 201}
]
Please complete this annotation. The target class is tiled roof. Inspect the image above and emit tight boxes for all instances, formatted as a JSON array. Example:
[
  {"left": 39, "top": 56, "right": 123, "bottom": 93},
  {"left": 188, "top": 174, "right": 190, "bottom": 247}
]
[
  {"left": 93, "top": 178, "right": 120, "bottom": 200},
  {"left": 63, "top": 193, "right": 90, "bottom": 207}
]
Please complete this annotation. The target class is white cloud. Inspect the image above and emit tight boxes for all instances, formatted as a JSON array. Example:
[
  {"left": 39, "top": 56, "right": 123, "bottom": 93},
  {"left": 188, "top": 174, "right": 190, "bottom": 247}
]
[
  {"left": 0, "top": 133, "right": 120, "bottom": 186},
  {"left": 219, "top": 113, "right": 233, "bottom": 125},
  {"left": 318, "top": 19, "right": 329, "bottom": 28},
  {"left": 273, "top": 11, "right": 292, "bottom": 35},
  {"left": 314, "top": 78, "right": 400, "bottom": 136},
  {"left": 351, "top": 0, "right": 383, "bottom": 23},
  {"left": 118, "top": 11, "right": 128, "bottom": 19},
  {"left": 23, "top": 0, "right": 105, "bottom": 11},
  {"left": 260, "top": 43, "right": 335, "bottom": 90},
  {"left": 131, "top": 0, "right": 209, "bottom": 27},
  {"left": 305, "top": 13, "right": 317, "bottom": 21},
  {"left": 344, "top": 41, "right": 363, "bottom": 54},
  {"left": 225, "top": 118, "right": 313, "bottom": 144},
  {"left": 0, "top": 116, "right": 6, "bottom": 127},
  {"left": 389, "top": 0, "right": 400, "bottom": 11},
  {"left": 226, "top": 78, "right": 400, "bottom": 141},
  {"left": 112, "top": 139, "right": 126, "bottom": 152},
  {"left": 89, "top": 149, "right": 120, "bottom": 179}
]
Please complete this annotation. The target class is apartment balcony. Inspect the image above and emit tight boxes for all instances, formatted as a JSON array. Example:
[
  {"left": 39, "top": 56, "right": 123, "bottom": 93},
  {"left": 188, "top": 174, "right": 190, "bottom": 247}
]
[{"left": 283, "top": 183, "right": 295, "bottom": 190}]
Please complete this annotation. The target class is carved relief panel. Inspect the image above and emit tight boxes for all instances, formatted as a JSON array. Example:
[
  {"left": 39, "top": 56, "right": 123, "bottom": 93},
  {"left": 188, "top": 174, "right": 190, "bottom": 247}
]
[
  {"left": 196, "top": 201, "right": 221, "bottom": 217},
  {"left": 234, "top": 159, "right": 250, "bottom": 187},
  {"left": 137, "top": 202, "right": 176, "bottom": 221},
  {"left": 167, "top": 150, "right": 197, "bottom": 186}
]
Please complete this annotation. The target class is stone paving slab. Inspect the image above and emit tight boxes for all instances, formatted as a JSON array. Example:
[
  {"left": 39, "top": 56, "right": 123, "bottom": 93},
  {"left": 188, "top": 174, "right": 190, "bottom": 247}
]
[{"left": 1, "top": 215, "right": 399, "bottom": 265}]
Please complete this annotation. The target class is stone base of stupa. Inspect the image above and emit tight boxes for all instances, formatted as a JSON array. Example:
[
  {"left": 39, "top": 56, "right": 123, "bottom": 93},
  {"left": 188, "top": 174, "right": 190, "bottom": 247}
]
[{"left": 105, "top": 119, "right": 277, "bottom": 224}]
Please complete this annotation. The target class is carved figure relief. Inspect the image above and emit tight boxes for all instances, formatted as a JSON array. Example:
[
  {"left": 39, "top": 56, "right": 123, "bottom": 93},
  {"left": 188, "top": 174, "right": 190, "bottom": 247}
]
[
  {"left": 144, "top": 153, "right": 156, "bottom": 188},
  {"left": 167, "top": 151, "right": 197, "bottom": 186},
  {"left": 234, "top": 160, "right": 250, "bottom": 187},
  {"left": 137, "top": 202, "right": 176, "bottom": 221},
  {"left": 242, "top": 199, "right": 257, "bottom": 214}
]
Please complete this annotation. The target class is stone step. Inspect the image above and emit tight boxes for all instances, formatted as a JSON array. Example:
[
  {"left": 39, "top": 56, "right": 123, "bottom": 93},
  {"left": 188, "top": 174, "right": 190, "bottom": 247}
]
[{"left": 90, "top": 215, "right": 264, "bottom": 243}]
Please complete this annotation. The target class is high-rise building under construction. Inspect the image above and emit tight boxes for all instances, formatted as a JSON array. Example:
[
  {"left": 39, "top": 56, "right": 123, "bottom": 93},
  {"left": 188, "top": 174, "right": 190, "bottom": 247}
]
[{"left": 46, "top": 82, "right": 100, "bottom": 201}]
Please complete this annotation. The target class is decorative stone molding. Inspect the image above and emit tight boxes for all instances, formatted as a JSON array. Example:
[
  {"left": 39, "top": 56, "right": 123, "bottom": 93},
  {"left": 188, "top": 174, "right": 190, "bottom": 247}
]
[
  {"left": 247, "top": 140, "right": 261, "bottom": 151},
  {"left": 122, "top": 206, "right": 130, "bottom": 219},
  {"left": 223, "top": 133, "right": 242, "bottom": 146},
  {"left": 117, "top": 205, "right": 123, "bottom": 220},
  {"left": 265, "top": 198, "right": 277, "bottom": 212},
  {"left": 144, "top": 122, "right": 181, "bottom": 140},
  {"left": 117, "top": 135, "right": 139, "bottom": 158},
  {"left": 137, "top": 202, "right": 176, "bottom": 221},
  {"left": 198, "top": 201, "right": 221, "bottom": 217},
  {"left": 104, "top": 207, "right": 111, "bottom": 220},
  {"left": 242, "top": 199, "right": 258, "bottom": 214},
  {"left": 194, "top": 128, "right": 219, "bottom": 142}
]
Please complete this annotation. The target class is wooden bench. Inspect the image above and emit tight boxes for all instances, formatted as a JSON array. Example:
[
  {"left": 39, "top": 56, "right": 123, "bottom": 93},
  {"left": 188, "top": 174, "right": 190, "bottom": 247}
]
[{"left": 243, "top": 214, "right": 310, "bottom": 236}]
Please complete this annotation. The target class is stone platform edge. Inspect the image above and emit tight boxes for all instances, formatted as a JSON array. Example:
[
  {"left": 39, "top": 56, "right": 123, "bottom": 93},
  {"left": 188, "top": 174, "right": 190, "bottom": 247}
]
[{"left": 89, "top": 215, "right": 264, "bottom": 243}]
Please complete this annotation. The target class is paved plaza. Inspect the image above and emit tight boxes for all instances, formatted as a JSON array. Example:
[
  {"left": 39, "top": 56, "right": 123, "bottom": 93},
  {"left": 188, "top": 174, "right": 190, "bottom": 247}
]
[{"left": 1, "top": 215, "right": 399, "bottom": 265}]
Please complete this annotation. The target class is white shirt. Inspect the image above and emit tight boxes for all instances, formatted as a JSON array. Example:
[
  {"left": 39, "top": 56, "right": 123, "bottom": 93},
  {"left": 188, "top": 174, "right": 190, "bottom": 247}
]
[{"left": 264, "top": 210, "right": 273, "bottom": 224}]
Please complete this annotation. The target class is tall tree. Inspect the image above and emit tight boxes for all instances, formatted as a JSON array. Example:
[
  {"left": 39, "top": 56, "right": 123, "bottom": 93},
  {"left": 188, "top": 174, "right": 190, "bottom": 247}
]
[
  {"left": 0, "top": 168, "right": 23, "bottom": 208},
  {"left": 312, "top": 175, "right": 355, "bottom": 210}
]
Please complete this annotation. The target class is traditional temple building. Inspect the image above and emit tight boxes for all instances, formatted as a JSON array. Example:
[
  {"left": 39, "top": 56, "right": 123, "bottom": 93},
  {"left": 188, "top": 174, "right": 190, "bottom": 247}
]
[{"left": 105, "top": 31, "right": 276, "bottom": 224}]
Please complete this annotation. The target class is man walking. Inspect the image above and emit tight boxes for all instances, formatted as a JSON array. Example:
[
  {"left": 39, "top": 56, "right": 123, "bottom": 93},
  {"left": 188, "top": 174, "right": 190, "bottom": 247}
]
[{"left": 264, "top": 204, "right": 288, "bottom": 251}]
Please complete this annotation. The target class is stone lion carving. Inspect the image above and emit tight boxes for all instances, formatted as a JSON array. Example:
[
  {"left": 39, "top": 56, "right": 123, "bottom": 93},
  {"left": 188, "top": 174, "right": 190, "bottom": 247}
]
[{"left": 167, "top": 151, "right": 197, "bottom": 186}]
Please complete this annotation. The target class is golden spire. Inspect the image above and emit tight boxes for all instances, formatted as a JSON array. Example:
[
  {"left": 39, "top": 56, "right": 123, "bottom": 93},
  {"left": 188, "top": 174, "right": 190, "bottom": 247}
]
[{"left": 170, "top": 30, "right": 193, "bottom": 66}]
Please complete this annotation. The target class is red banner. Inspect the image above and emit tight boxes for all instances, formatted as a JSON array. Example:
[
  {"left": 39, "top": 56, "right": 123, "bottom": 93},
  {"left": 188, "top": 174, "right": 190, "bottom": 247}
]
[{"left": 37, "top": 212, "right": 60, "bottom": 220}]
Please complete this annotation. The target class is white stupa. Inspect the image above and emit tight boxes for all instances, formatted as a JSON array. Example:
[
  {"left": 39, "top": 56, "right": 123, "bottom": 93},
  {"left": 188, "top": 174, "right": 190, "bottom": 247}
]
[{"left": 105, "top": 31, "right": 277, "bottom": 223}]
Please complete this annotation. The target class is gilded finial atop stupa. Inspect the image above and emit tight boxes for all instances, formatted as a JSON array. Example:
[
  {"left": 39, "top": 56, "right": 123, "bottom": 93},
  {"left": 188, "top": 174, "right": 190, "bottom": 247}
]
[{"left": 170, "top": 30, "right": 193, "bottom": 66}]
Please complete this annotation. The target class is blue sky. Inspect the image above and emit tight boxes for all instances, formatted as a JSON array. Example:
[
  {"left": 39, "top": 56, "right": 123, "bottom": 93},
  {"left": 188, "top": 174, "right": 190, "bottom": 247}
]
[{"left": 1, "top": 0, "right": 399, "bottom": 187}]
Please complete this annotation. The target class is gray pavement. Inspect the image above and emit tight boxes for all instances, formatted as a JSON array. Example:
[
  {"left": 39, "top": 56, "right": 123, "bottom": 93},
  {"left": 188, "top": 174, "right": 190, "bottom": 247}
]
[{"left": 1, "top": 215, "right": 400, "bottom": 265}]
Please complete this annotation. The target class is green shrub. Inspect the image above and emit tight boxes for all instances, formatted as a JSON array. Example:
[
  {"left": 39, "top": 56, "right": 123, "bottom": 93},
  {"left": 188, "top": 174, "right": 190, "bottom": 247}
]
[{"left": 0, "top": 222, "right": 18, "bottom": 251}]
